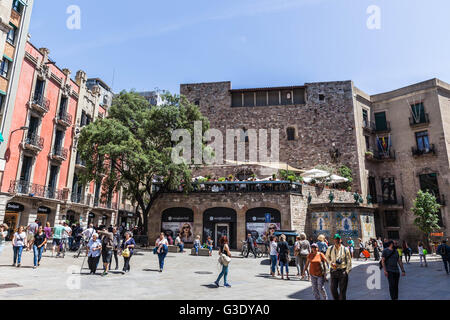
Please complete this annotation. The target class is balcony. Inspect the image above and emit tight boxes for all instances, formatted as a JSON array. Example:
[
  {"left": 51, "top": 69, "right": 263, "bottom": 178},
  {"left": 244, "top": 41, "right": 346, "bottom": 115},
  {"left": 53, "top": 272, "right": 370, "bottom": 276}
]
[
  {"left": 409, "top": 113, "right": 430, "bottom": 128},
  {"left": 373, "top": 195, "right": 404, "bottom": 209},
  {"left": 71, "top": 192, "right": 89, "bottom": 205},
  {"left": 56, "top": 111, "right": 73, "bottom": 127},
  {"left": 362, "top": 120, "right": 374, "bottom": 134},
  {"left": 374, "top": 121, "right": 391, "bottom": 133},
  {"left": 412, "top": 144, "right": 436, "bottom": 157},
  {"left": 365, "top": 149, "right": 396, "bottom": 162},
  {"left": 94, "top": 199, "right": 118, "bottom": 210},
  {"left": 8, "top": 180, "right": 67, "bottom": 201},
  {"left": 22, "top": 133, "right": 44, "bottom": 153},
  {"left": 75, "top": 153, "right": 86, "bottom": 169},
  {"left": 27, "top": 94, "right": 50, "bottom": 114},
  {"left": 155, "top": 181, "right": 303, "bottom": 195},
  {"left": 50, "top": 146, "right": 68, "bottom": 162}
]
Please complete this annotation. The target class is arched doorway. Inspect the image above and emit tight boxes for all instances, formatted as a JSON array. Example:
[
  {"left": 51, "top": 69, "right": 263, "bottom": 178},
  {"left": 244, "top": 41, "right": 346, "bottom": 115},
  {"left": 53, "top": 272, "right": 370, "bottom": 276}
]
[
  {"left": 203, "top": 207, "right": 237, "bottom": 249},
  {"left": 161, "top": 207, "right": 194, "bottom": 244},
  {"left": 245, "top": 207, "right": 281, "bottom": 244}
]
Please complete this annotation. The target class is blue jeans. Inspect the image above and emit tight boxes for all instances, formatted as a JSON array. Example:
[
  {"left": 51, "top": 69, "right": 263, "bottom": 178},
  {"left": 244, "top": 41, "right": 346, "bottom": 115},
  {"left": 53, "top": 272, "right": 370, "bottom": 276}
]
[
  {"left": 270, "top": 255, "right": 277, "bottom": 274},
  {"left": 13, "top": 246, "right": 23, "bottom": 264},
  {"left": 177, "top": 244, "right": 184, "bottom": 252},
  {"left": 194, "top": 244, "right": 200, "bottom": 254},
  {"left": 33, "top": 245, "right": 44, "bottom": 266},
  {"left": 216, "top": 265, "right": 229, "bottom": 285},
  {"left": 280, "top": 260, "right": 289, "bottom": 275},
  {"left": 158, "top": 251, "right": 167, "bottom": 270},
  {"left": 208, "top": 245, "right": 213, "bottom": 253}
]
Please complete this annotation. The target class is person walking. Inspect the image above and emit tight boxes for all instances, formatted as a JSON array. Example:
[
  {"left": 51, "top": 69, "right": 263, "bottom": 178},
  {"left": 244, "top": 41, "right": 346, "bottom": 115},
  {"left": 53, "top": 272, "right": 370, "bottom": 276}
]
[
  {"left": 373, "top": 239, "right": 380, "bottom": 261},
  {"left": 418, "top": 241, "right": 428, "bottom": 267},
  {"left": 214, "top": 236, "right": 232, "bottom": 288},
  {"left": 193, "top": 235, "right": 201, "bottom": 256},
  {"left": 207, "top": 236, "right": 214, "bottom": 256},
  {"left": 43, "top": 222, "right": 52, "bottom": 252},
  {"left": 325, "top": 234, "right": 352, "bottom": 300},
  {"left": 303, "top": 243, "right": 329, "bottom": 300},
  {"left": 26, "top": 220, "right": 39, "bottom": 251},
  {"left": 121, "top": 231, "right": 136, "bottom": 273},
  {"left": 269, "top": 235, "right": 278, "bottom": 277},
  {"left": 87, "top": 233, "right": 102, "bottom": 275},
  {"left": 112, "top": 227, "right": 121, "bottom": 270},
  {"left": 357, "top": 238, "right": 365, "bottom": 261},
  {"left": 381, "top": 240, "right": 406, "bottom": 300},
  {"left": 61, "top": 222, "right": 72, "bottom": 256},
  {"left": 98, "top": 227, "right": 114, "bottom": 276},
  {"left": 155, "top": 232, "right": 169, "bottom": 272},
  {"left": 317, "top": 234, "right": 328, "bottom": 255},
  {"left": 294, "top": 236, "right": 301, "bottom": 276},
  {"left": 437, "top": 239, "right": 450, "bottom": 275},
  {"left": 52, "top": 222, "right": 65, "bottom": 257},
  {"left": 298, "top": 233, "right": 311, "bottom": 280},
  {"left": 12, "top": 226, "right": 27, "bottom": 267},
  {"left": 347, "top": 239, "right": 355, "bottom": 258},
  {"left": 31, "top": 226, "right": 47, "bottom": 269},
  {"left": 175, "top": 233, "right": 184, "bottom": 253},
  {"left": 402, "top": 241, "right": 412, "bottom": 264},
  {"left": 277, "top": 234, "right": 290, "bottom": 280},
  {"left": 245, "top": 233, "right": 257, "bottom": 258},
  {"left": 0, "top": 224, "right": 8, "bottom": 257}
]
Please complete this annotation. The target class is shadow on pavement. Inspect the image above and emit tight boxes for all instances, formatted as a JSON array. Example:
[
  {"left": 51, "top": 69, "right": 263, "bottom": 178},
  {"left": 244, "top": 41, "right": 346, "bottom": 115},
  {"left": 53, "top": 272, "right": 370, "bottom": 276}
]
[
  {"left": 201, "top": 284, "right": 219, "bottom": 289},
  {"left": 142, "top": 268, "right": 160, "bottom": 272}
]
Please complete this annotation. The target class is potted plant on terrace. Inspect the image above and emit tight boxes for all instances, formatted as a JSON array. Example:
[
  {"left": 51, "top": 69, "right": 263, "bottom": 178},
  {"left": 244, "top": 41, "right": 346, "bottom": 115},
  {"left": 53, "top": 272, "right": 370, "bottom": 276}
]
[{"left": 365, "top": 151, "right": 374, "bottom": 159}]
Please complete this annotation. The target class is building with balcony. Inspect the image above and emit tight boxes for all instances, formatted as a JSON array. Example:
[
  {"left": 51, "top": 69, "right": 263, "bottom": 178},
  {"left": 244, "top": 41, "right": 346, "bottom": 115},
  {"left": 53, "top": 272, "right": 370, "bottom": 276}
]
[
  {"left": 0, "top": 41, "right": 123, "bottom": 235},
  {"left": 179, "top": 78, "right": 450, "bottom": 247},
  {"left": 0, "top": 0, "right": 34, "bottom": 174}
]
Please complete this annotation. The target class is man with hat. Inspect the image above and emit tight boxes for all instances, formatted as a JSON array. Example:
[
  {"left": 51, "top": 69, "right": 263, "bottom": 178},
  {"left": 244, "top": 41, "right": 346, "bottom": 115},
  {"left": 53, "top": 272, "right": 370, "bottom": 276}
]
[{"left": 325, "top": 234, "right": 352, "bottom": 300}]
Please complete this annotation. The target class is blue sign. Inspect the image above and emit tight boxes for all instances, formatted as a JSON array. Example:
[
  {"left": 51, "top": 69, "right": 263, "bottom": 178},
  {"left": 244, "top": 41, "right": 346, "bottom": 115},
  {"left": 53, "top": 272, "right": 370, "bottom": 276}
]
[{"left": 265, "top": 213, "right": 271, "bottom": 223}]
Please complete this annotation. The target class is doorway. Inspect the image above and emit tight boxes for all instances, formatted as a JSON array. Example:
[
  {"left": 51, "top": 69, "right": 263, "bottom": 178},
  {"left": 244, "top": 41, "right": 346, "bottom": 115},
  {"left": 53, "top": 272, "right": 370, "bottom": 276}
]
[
  {"left": 215, "top": 224, "right": 229, "bottom": 247},
  {"left": 4, "top": 212, "right": 19, "bottom": 240}
]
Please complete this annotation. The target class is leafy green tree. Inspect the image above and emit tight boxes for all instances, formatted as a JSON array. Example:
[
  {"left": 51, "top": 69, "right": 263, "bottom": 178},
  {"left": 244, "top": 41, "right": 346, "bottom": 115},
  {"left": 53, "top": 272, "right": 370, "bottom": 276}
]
[
  {"left": 337, "top": 165, "right": 353, "bottom": 191},
  {"left": 77, "top": 91, "right": 209, "bottom": 234},
  {"left": 411, "top": 190, "right": 441, "bottom": 247}
]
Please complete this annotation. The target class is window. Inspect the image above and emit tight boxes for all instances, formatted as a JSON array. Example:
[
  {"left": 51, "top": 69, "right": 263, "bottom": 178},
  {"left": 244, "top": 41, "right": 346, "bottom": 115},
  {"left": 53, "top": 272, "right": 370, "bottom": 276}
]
[
  {"left": 59, "top": 97, "right": 68, "bottom": 118},
  {"left": 415, "top": 131, "right": 430, "bottom": 152},
  {"left": 319, "top": 94, "right": 325, "bottom": 101},
  {"left": 411, "top": 102, "right": 426, "bottom": 124},
  {"left": 27, "top": 116, "right": 39, "bottom": 142},
  {"left": 385, "top": 211, "right": 399, "bottom": 227},
  {"left": 194, "top": 100, "right": 200, "bottom": 106},
  {"left": 20, "top": 156, "right": 33, "bottom": 183},
  {"left": 293, "top": 88, "right": 306, "bottom": 104},
  {"left": 362, "top": 109, "right": 368, "bottom": 127},
  {"left": 240, "top": 128, "right": 248, "bottom": 143},
  {"left": 231, "top": 93, "right": 242, "bottom": 107},
  {"left": 0, "top": 93, "right": 5, "bottom": 114},
  {"left": 6, "top": 25, "right": 17, "bottom": 45},
  {"left": 34, "top": 79, "right": 45, "bottom": 101},
  {"left": 419, "top": 173, "right": 440, "bottom": 198},
  {"left": 47, "top": 165, "right": 59, "bottom": 198},
  {"left": 268, "top": 91, "right": 279, "bottom": 105},
  {"left": 281, "top": 90, "right": 293, "bottom": 105},
  {"left": 387, "top": 230, "right": 400, "bottom": 240},
  {"left": 256, "top": 91, "right": 267, "bottom": 106},
  {"left": 365, "top": 136, "right": 370, "bottom": 150},
  {"left": 381, "top": 177, "right": 397, "bottom": 204},
  {"left": 12, "top": 0, "right": 24, "bottom": 14},
  {"left": 368, "top": 177, "right": 377, "bottom": 202},
  {"left": 374, "top": 112, "right": 388, "bottom": 131},
  {"left": 80, "top": 110, "right": 87, "bottom": 127},
  {"left": 243, "top": 92, "right": 254, "bottom": 107},
  {"left": 286, "top": 127, "right": 295, "bottom": 141},
  {"left": 0, "top": 59, "right": 10, "bottom": 78},
  {"left": 54, "top": 130, "right": 64, "bottom": 153}
]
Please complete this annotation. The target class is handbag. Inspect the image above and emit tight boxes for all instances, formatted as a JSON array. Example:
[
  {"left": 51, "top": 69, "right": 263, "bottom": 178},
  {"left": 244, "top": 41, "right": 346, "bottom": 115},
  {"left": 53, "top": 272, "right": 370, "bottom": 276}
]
[
  {"left": 219, "top": 253, "right": 231, "bottom": 266},
  {"left": 122, "top": 248, "right": 131, "bottom": 258}
]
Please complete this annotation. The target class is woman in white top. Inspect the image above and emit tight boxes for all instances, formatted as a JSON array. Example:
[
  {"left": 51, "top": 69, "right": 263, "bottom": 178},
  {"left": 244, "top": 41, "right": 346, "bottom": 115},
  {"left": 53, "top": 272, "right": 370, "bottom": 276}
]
[
  {"left": 269, "top": 236, "right": 279, "bottom": 277},
  {"left": 0, "top": 224, "right": 9, "bottom": 257},
  {"left": 12, "top": 226, "right": 27, "bottom": 267},
  {"left": 418, "top": 241, "right": 428, "bottom": 267},
  {"left": 155, "top": 232, "right": 169, "bottom": 272}
]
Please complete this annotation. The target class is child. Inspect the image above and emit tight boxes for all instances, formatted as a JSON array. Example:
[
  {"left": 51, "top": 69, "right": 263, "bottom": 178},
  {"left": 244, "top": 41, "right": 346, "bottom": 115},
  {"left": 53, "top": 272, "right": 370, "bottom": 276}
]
[
  {"left": 194, "top": 235, "right": 201, "bottom": 256},
  {"left": 418, "top": 241, "right": 428, "bottom": 267}
]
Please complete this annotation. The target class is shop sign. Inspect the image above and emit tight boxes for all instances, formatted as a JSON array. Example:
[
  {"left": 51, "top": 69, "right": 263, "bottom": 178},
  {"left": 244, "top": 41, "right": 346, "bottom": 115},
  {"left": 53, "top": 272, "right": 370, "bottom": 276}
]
[
  {"left": 6, "top": 202, "right": 24, "bottom": 212},
  {"left": 37, "top": 206, "right": 51, "bottom": 214}
]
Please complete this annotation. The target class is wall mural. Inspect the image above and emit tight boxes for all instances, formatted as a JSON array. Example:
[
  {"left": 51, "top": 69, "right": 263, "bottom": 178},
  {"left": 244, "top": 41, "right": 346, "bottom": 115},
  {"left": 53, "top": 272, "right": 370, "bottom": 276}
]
[
  {"left": 336, "top": 212, "right": 359, "bottom": 238},
  {"left": 311, "top": 212, "right": 331, "bottom": 237},
  {"left": 360, "top": 214, "right": 376, "bottom": 240}
]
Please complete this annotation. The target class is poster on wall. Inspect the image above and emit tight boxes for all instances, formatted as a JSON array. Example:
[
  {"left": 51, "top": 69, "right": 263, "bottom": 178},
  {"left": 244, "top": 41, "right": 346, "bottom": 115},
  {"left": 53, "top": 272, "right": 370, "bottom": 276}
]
[
  {"left": 246, "top": 223, "right": 281, "bottom": 243},
  {"left": 311, "top": 212, "right": 331, "bottom": 237},
  {"left": 336, "top": 212, "right": 359, "bottom": 238},
  {"left": 161, "top": 222, "right": 193, "bottom": 243}
]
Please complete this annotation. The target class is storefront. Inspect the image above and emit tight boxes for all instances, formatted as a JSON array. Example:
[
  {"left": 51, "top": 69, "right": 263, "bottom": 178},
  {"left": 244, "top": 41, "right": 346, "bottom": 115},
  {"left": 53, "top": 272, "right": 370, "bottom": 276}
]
[
  {"left": 4, "top": 202, "right": 24, "bottom": 240},
  {"left": 119, "top": 210, "right": 138, "bottom": 230},
  {"left": 36, "top": 206, "right": 51, "bottom": 226},
  {"left": 88, "top": 212, "right": 95, "bottom": 226},
  {"left": 161, "top": 207, "right": 194, "bottom": 243},
  {"left": 203, "top": 207, "right": 237, "bottom": 249},
  {"left": 245, "top": 207, "right": 281, "bottom": 243}
]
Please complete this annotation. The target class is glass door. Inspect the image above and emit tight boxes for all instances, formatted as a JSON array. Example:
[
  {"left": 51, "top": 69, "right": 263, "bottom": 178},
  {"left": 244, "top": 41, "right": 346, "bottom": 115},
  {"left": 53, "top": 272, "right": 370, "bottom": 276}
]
[{"left": 215, "top": 224, "right": 229, "bottom": 247}]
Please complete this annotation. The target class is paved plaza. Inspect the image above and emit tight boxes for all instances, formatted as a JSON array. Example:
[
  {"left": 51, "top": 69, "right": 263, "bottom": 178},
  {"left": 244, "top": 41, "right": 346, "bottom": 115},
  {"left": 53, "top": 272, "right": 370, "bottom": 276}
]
[{"left": 0, "top": 244, "right": 448, "bottom": 300}]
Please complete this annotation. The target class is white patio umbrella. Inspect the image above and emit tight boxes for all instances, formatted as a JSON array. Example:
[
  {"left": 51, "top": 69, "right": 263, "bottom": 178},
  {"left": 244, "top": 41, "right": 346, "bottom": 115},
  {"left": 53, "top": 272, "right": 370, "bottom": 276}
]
[
  {"left": 327, "top": 174, "right": 349, "bottom": 184},
  {"left": 301, "top": 169, "right": 330, "bottom": 179}
]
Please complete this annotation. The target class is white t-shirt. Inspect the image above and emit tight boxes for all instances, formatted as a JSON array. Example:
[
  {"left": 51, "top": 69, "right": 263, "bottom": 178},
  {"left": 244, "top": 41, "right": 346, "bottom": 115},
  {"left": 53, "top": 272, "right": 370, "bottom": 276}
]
[
  {"left": 156, "top": 238, "right": 168, "bottom": 246},
  {"left": 175, "top": 236, "right": 182, "bottom": 245},
  {"left": 13, "top": 232, "right": 26, "bottom": 247},
  {"left": 418, "top": 246, "right": 424, "bottom": 255},
  {"left": 270, "top": 241, "right": 278, "bottom": 255},
  {"left": 62, "top": 226, "right": 72, "bottom": 239}
]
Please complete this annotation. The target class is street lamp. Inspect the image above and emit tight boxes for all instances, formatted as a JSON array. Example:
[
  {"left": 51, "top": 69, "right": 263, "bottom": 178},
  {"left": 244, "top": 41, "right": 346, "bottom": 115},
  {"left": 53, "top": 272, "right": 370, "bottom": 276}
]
[{"left": 4, "top": 126, "right": 29, "bottom": 162}]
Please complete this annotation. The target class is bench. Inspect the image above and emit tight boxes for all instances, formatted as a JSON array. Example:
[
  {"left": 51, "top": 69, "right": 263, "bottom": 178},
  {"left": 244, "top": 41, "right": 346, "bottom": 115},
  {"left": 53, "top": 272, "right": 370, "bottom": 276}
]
[
  {"left": 191, "top": 248, "right": 210, "bottom": 256},
  {"left": 168, "top": 245, "right": 180, "bottom": 253}
]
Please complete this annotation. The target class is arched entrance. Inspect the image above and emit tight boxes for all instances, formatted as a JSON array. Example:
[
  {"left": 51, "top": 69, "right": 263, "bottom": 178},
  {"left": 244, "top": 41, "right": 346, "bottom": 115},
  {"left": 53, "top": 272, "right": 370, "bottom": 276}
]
[
  {"left": 245, "top": 207, "right": 281, "bottom": 243},
  {"left": 203, "top": 207, "right": 237, "bottom": 249},
  {"left": 161, "top": 207, "right": 194, "bottom": 244}
]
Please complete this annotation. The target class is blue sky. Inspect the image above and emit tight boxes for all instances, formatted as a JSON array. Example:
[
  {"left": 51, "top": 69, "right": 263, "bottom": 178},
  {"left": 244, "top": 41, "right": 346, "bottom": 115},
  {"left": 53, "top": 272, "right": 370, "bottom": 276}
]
[{"left": 29, "top": 0, "right": 450, "bottom": 95}]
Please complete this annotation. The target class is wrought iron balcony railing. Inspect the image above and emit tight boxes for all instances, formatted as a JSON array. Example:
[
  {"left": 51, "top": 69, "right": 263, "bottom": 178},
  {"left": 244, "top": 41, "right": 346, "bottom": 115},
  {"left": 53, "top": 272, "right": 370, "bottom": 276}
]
[
  {"left": 28, "top": 94, "right": 50, "bottom": 113},
  {"left": 412, "top": 144, "right": 436, "bottom": 157},
  {"left": 373, "top": 195, "right": 404, "bottom": 207},
  {"left": 8, "top": 180, "right": 67, "bottom": 201},
  {"left": 51, "top": 146, "right": 68, "bottom": 161},
  {"left": 23, "top": 133, "right": 44, "bottom": 151},
  {"left": 56, "top": 111, "right": 73, "bottom": 127}
]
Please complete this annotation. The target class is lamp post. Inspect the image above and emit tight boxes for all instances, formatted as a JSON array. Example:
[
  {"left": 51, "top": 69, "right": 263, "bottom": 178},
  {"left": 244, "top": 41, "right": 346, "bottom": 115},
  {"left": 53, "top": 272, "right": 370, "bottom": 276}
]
[{"left": 5, "top": 126, "right": 29, "bottom": 162}]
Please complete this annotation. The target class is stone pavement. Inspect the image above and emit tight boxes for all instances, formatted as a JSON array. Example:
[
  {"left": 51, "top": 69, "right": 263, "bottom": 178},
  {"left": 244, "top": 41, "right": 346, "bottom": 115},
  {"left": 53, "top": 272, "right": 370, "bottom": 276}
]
[{"left": 0, "top": 243, "right": 448, "bottom": 300}]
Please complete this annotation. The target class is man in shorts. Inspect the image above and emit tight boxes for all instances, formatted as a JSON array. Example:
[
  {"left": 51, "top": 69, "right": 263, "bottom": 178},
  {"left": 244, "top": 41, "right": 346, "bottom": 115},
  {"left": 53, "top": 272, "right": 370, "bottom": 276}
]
[
  {"left": 61, "top": 222, "right": 72, "bottom": 255},
  {"left": 52, "top": 222, "right": 65, "bottom": 257}
]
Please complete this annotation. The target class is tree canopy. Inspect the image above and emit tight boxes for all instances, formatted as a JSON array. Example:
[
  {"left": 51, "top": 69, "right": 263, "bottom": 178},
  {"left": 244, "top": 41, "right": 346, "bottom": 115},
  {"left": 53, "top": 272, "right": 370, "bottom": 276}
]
[
  {"left": 411, "top": 190, "right": 441, "bottom": 242},
  {"left": 77, "top": 91, "right": 209, "bottom": 233}
]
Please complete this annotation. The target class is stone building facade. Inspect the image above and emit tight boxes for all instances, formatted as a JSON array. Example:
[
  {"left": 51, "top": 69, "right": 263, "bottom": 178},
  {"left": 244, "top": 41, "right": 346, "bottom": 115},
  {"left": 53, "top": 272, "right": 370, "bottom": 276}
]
[{"left": 179, "top": 79, "right": 449, "bottom": 246}]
